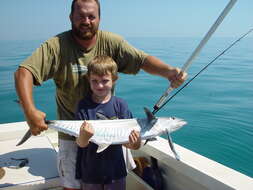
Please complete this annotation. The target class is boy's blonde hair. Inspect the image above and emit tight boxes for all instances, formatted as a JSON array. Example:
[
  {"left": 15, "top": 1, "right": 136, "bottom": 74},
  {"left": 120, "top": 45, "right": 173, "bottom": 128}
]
[{"left": 87, "top": 55, "right": 118, "bottom": 81}]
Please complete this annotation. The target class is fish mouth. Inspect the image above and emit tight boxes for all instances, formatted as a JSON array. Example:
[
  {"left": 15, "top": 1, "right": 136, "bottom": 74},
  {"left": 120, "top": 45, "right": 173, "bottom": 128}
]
[
  {"left": 170, "top": 117, "right": 187, "bottom": 131},
  {"left": 178, "top": 119, "right": 187, "bottom": 126}
]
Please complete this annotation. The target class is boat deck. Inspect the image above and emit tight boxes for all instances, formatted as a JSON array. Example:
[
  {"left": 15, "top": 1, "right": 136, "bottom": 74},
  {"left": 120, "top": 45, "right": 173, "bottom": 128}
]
[
  {"left": 0, "top": 122, "right": 153, "bottom": 190},
  {"left": 1, "top": 121, "right": 253, "bottom": 190}
]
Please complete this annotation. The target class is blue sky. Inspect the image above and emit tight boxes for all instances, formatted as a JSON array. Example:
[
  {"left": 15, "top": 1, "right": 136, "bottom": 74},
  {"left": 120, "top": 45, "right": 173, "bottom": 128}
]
[{"left": 0, "top": 0, "right": 252, "bottom": 40}]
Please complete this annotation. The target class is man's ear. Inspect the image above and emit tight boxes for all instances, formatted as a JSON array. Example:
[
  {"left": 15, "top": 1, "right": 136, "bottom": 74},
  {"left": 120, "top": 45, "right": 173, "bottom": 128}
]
[{"left": 69, "top": 14, "right": 73, "bottom": 23}]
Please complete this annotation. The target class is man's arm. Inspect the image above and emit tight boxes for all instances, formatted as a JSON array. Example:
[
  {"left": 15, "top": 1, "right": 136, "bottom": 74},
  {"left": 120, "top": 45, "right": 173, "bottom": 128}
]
[
  {"left": 141, "top": 55, "right": 187, "bottom": 88},
  {"left": 14, "top": 67, "right": 48, "bottom": 135}
]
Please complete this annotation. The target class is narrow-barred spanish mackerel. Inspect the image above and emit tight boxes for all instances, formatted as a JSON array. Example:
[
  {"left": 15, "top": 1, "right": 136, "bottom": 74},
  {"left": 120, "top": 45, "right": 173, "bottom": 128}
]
[{"left": 17, "top": 108, "right": 186, "bottom": 160}]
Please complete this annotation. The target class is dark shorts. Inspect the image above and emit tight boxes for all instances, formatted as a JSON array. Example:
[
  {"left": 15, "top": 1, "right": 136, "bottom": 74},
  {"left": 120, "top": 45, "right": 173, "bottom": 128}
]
[{"left": 81, "top": 177, "right": 126, "bottom": 190}]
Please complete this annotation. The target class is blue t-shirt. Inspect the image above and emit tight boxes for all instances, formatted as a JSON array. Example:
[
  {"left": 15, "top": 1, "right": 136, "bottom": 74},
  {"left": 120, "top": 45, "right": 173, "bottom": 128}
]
[{"left": 75, "top": 96, "right": 133, "bottom": 184}]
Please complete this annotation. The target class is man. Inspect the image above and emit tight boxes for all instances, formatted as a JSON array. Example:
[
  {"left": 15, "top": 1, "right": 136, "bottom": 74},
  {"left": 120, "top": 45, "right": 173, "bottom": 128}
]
[{"left": 14, "top": 0, "right": 187, "bottom": 190}]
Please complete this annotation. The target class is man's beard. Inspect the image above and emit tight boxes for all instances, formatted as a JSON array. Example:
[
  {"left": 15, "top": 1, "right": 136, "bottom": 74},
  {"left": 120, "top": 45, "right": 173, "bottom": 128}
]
[{"left": 71, "top": 23, "right": 98, "bottom": 40}]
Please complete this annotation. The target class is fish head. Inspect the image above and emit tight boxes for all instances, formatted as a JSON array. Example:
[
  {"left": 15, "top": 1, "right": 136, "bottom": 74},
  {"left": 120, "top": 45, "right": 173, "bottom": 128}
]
[{"left": 156, "top": 117, "right": 187, "bottom": 133}]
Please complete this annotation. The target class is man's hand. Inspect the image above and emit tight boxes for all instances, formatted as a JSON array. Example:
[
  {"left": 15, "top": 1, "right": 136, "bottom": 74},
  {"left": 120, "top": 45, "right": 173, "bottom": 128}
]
[
  {"left": 76, "top": 121, "right": 94, "bottom": 147},
  {"left": 141, "top": 56, "right": 187, "bottom": 88},
  {"left": 14, "top": 67, "right": 48, "bottom": 136},
  {"left": 25, "top": 109, "right": 48, "bottom": 135},
  {"left": 168, "top": 67, "right": 187, "bottom": 89}
]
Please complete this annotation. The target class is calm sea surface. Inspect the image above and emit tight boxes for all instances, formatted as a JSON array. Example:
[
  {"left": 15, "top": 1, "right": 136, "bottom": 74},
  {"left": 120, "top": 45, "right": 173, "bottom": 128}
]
[{"left": 0, "top": 37, "right": 252, "bottom": 177}]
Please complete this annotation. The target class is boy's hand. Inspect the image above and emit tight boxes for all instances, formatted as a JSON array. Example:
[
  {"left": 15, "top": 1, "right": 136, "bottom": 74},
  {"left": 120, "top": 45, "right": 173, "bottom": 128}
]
[
  {"left": 124, "top": 130, "right": 141, "bottom": 150},
  {"left": 76, "top": 121, "right": 94, "bottom": 147}
]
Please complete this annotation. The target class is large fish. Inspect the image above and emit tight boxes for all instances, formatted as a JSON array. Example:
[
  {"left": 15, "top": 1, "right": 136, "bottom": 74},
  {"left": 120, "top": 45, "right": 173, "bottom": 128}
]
[{"left": 17, "top": 108, "right": 187, "bottom": 160}]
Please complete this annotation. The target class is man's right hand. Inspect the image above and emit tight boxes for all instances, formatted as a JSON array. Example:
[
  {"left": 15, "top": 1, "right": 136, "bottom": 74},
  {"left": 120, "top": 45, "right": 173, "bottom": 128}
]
[
  {"left": 14, "top": 68, "right": 48, "bottom": 136},
  {"left": 25, "top": 109, "right": 48, "bottom": 135}
]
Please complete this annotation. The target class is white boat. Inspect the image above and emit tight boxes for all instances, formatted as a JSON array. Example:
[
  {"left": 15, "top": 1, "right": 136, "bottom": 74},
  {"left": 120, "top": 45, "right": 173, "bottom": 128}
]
[{"left": 0, "top": 121, "right": 252, "bottom": 190}]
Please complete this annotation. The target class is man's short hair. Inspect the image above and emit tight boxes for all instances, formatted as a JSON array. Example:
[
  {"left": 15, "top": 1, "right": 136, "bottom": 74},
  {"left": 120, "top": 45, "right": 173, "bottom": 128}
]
[{"left": 71, "top": 0, "right": 101, "bottom": 18}]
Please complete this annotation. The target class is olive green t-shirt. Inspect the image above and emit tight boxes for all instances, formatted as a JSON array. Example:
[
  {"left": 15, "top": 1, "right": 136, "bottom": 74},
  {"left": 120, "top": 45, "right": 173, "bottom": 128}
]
[{"left": 20, "top": 30, "right": 148, "bottom": 140}]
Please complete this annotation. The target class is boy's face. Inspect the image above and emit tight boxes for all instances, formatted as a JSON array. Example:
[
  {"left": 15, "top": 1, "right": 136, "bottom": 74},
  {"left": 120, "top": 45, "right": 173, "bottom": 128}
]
[{"left": 89, "top": 73, "right": 114, "bottom": 99}]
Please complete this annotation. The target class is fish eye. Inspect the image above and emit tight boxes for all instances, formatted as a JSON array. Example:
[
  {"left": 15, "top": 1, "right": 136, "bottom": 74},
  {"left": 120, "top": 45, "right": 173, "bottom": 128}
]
[
  {"left": 11, "top": 157, "right": 29, "bottom": 168},
  {"left": 19, "top": 159, "right": 29, "bottom": 168}
]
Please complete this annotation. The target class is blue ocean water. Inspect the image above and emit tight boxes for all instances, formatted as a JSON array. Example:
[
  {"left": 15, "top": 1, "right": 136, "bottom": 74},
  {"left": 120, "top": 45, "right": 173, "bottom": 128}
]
[{"left": 0, "top": 37, "right": 252, "bottom": 178}]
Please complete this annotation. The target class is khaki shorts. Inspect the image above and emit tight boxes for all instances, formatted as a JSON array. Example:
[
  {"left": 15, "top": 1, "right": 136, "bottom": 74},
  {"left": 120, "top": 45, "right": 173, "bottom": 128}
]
[
  {"left": 57, "top": 139, "right": 136, "bottom": 189},
  {"left": 57, "top": 139, "right": 81, "bottom": 189}
]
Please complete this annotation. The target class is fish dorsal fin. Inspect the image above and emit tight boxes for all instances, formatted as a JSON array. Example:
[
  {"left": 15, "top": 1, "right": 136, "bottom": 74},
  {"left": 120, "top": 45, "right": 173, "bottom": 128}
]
[
  {"left": 144, "top": 107, "right": 156, "bottom": 124},
  {"left": 96, "top": 144, "right": 110, "bottom": 153},
  {"left": 143, "top": 137, "right": 157, "bottom": 146}
]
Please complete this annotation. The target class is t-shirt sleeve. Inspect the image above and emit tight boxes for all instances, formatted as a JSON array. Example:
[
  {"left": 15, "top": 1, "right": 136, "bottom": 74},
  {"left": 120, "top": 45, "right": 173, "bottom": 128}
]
[
  {"left": 116, "top": 37, "right": 148, "bottom": 75},
  {"left": 102, "top": 32, "right": 148, "bottom": 75},
  {"left": 19, "top": 38, "right": 59, "bottom": 85}
]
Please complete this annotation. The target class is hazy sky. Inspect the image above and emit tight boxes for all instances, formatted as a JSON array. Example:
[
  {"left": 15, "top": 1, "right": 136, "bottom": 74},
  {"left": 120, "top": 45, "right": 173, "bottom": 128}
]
[{"left": 0, "top": 0, "right": 252, "bottom": 40}]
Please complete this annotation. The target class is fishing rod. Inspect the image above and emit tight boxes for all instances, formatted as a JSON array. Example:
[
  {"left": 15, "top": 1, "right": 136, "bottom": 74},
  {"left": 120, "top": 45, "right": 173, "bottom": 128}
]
[
  {"left": 152, "top": 0, "right": 237, "bottom": 115},
  {"left": 153, "top": 28, "right": 253, "bottom": 115}
]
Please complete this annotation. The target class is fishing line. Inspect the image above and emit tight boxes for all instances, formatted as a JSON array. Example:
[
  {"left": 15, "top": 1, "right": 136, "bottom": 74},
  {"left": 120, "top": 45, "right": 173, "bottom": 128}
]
[
  {"left": 153, "top": 0, "right": 238, "bottom": 112},
  {"left": 153, "top": 28, "right": 253, "bottom": 115}
]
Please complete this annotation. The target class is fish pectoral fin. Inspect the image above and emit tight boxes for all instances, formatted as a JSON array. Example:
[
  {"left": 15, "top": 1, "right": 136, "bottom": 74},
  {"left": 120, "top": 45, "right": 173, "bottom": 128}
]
[
  {"left": 143, "top": 137, "right": 157, "bottom": 145},
  {"left": 166, "top": 129, "right": 180, "bottom": 161},
  {"left": 96, "top": 143, "right": 110, "bottom": 153}
]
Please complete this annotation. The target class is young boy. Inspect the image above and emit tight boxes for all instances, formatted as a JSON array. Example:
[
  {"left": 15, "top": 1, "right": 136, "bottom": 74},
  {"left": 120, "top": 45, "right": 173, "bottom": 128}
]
[{"left": 75, "top": 55, "right": 141, "bottom": 190}]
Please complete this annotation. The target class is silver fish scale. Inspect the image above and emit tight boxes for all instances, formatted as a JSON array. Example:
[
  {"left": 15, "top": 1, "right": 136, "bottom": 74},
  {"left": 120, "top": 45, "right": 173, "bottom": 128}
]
[
  {"left": 49, "top": 121, "right": 81, "bottom": 137},
  {"left": 92, "top": 125, "right": 134, "bottom": 144},
  {"left": 47, "top": 117, "right": 186, "bottom": 146},
  {"left": 18, "top": 110, "right": 187, "bottom": 159}
]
